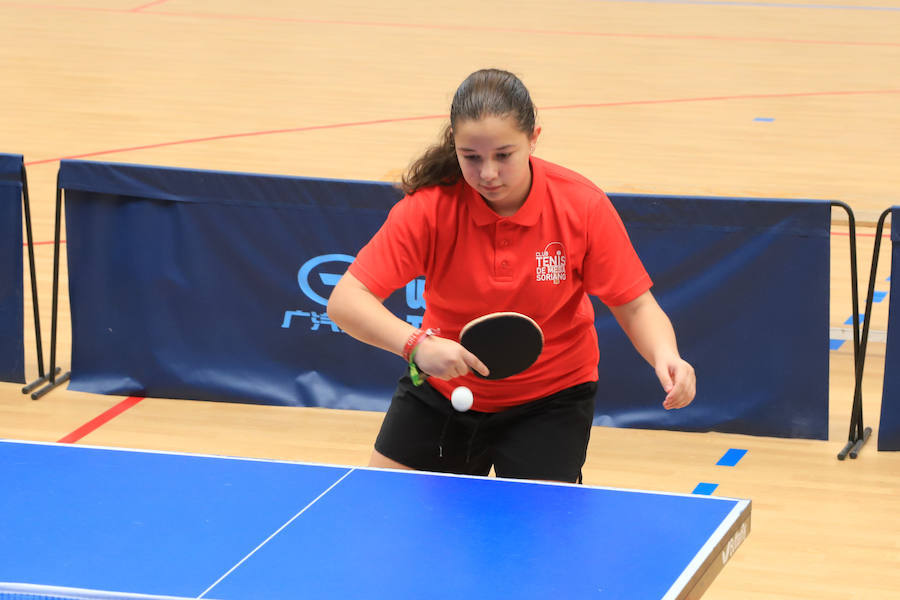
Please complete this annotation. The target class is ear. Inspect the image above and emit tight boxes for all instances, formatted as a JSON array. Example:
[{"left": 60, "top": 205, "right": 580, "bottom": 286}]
[{"left": 529, "top": 126, "right": 542, "bottom": 151}]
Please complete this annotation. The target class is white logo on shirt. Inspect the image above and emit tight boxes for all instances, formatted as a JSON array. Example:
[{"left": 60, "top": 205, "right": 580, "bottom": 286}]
[{"left": 535, "top": 242, "right": 567, "bottom": 284}]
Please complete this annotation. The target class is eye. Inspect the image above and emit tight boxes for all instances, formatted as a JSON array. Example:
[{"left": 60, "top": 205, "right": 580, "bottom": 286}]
[
  {"left": 495, "top": 152, "right": 511, "bottom": 160},
  {"left": 462, "top": 155, "right": 481, "bottom": 162}
]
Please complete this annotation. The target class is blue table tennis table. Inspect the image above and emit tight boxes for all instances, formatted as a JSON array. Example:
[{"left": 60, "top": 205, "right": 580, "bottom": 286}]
[{"left": 0, "top": 439, "right": 750, "bottom": 599}]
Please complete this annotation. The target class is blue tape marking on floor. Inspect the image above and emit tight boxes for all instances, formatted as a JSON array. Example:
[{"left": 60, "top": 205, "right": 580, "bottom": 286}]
[
  {"left": 717, "top": 449, "right": 748, "bottom": 467},
  {"left": 754, "top": 117, "right": 775, "bottom": 122},
  {"left": 873, "top": 291, "right": 887, "bottom": 303},
  {"left": 692, "top": 482, "right": 718, "bottom": 495},
  {"left": 830, "top": 339, "right": 845, "bottom": 351},
  {"left": 844, "top": 314, "right": 866, "bottom": 325}
]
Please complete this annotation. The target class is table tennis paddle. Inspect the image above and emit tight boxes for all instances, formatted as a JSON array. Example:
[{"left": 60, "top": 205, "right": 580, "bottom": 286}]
[{"left": 459, "top": 312, "right": 543, "bottom": 380}]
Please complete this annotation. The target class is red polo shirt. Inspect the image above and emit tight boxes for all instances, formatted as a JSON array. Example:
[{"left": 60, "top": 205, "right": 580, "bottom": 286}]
[{"left": 349, "top": 157, "right": 652, "bottom": 411}]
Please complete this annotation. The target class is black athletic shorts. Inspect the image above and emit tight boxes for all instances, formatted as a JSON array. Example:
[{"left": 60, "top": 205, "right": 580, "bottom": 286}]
[{"left": 374, "top": 375, "right": 598, "bottom": 483}]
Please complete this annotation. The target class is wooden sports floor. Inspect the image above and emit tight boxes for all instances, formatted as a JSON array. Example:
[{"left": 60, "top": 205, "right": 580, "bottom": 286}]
[{"left": 2, "top": 1, "right": 899, "bottom": 597}]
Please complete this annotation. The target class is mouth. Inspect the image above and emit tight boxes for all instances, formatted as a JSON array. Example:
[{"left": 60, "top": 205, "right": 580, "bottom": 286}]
[{"left": 481, "top": 184, "right": 503, "bottom": 193}]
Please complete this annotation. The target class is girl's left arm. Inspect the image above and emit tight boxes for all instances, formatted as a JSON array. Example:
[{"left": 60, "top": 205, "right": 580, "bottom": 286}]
[{"left": 607, "top": 291, "right": 696, "bottom": 410}]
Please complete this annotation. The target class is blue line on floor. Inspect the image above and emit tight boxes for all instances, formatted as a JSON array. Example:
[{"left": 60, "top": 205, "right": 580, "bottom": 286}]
[{"left": 717, "top": 448, "right": 748, "bottom": 467}]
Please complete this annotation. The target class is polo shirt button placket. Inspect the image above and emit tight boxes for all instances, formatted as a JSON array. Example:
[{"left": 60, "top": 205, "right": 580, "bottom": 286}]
[
  {"left": 497, "top": 259, "right": 511, "bottom": 279},
  {"left": 495, "top": 221, "right": 515, "bottom": 280},
  {"left": 494, "top": 220, "right": 516, "bottom": 280}
]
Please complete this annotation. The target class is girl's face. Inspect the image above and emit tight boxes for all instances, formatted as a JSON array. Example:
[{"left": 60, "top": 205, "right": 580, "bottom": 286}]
[{"left": 453, "top": 115, "right": 541, "bottom": 217}]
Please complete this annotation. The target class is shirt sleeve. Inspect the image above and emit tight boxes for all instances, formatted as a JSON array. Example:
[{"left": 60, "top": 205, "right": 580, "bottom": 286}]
[
  {"left": 582, "top": 192, "right": 653, "bottom": 306},
  {"left": 347, "top": 195, "right": 431, "bottom": 299}
]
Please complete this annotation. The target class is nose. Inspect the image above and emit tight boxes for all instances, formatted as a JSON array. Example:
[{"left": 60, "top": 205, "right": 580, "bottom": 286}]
[{"left": 480, "top": 160, "right": 498, "bottom": 182}]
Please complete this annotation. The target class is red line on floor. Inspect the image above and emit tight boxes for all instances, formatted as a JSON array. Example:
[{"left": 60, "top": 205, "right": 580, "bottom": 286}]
[
  {"left": 22, "top": 89, "right": 900, "bottom": 167},
  {"left": 130, "top": 0, "right": 169, "bottom": 11},
  {"left": 539, "top": 88, "right": 900, "bottom": 111},
  {"left": 144, "top": 11, "right": 900, "bottom": 47},
  {"left": 23, "top": 240, "right": 65, "bottom": 246},
  {"left": 23, "top": 114, "right": 445, "bottom": 166},
  {"left": 3, "top": 2, "right": 897, "bottom": 47},
  {"left": 57, "top": 396, "right": 144, "bottom": 444}
]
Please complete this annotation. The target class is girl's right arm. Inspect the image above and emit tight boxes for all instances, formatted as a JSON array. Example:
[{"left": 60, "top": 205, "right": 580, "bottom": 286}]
[{"left": 326, "top": 271, "right": 488, "bottom": 380}]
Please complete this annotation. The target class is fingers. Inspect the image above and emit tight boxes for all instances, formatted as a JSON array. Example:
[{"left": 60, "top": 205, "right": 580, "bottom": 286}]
[
  {"left": 428, "top": 356, "right": 471, "bottom": 380},
  {"left": 464, "top": 350, "right": 490, "bottom": 378},
  {"left": 659, "top": 359, "right": 696, "bottom": 411},
  {"left": 656, "top": 363, "right": 674, "bottom": 394},
  {"left": 414, "top": 337, "right": 487, "bottom": 380}
]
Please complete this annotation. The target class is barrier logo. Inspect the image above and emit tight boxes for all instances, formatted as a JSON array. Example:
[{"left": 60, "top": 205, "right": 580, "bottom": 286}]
[{"left": 281, "top": 253, "right": 426, "bottom": 332}]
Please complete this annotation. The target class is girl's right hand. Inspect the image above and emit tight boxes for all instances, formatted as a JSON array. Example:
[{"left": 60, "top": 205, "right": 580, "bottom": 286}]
[{"left": 413, "top": 335, "right": 490, "bottom": 380}]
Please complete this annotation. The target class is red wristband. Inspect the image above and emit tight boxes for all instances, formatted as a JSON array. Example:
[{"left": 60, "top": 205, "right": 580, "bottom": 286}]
[
  {"left": 402, "top": 328, "right": 440, "bottom": 362},
  {"left": 402, "top": 329, "right": 427, "bottom": 362}
]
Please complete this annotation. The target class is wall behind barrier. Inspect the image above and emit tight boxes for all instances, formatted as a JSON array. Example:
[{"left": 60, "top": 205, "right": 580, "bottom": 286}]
[
  {"left": 0, "top": 154, "right": 24, "bottom": 384},
  {"left": 61, "top": 160, "right": 830, "bottom": 439},
  {"left": 878, "top": 207, "right": 899, "bottom": 451}
]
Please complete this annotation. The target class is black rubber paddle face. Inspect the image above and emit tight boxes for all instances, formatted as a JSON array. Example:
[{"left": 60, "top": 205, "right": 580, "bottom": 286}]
[{"left": 460, "top": 313, "right": 543, "bottom": 380}]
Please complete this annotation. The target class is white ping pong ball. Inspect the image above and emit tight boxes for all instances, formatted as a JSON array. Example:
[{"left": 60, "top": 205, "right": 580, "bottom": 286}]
[{"left": 451, "top": 386, "right": 474, "bottom": 412}]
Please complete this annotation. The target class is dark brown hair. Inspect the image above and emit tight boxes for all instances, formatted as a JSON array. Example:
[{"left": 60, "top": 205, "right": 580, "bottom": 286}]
[{"left": 400, "top": 69, "right": 537, "bottom": 195}]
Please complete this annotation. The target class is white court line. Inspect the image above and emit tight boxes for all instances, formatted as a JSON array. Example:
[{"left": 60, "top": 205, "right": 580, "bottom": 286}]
[
  {"left": 0, "top": 582, "right": 197, "bottom": 600},
  {"left": 0, "top": 438, "right": 353, "bottom": 470},
  {"left": 195, "top": 468, "right": 356, "bottom": 599}
]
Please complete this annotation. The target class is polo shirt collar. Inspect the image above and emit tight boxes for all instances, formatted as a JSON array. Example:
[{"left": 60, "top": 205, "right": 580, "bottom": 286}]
[{"left": 465, "top": 156, "right": 545, "bottom": 227}]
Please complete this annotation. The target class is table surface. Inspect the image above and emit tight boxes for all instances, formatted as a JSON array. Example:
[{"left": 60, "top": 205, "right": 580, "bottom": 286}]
[{"left": 0, "top": 439, "right": 751, "bottom": 599}]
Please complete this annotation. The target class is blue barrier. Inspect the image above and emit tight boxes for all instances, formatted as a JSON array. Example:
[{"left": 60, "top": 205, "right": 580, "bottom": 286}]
[
  {"left": 595, "top": 194, "right": 829, "bottom": 438},
  {"left": 61, "top": 161, "right": 406, "bottom": 411},
  {"left": 878, "top": 207, "right": 900, "bottom": 450},
  {"left": 60, "top": 160, "right": 830, "bottom": 438},
  {"left": 0, "top": 154, "right": 24, "bottom": 384}
]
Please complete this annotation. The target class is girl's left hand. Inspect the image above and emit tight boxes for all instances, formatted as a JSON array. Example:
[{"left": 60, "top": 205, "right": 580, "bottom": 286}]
[{"left": 656, "top": 356, "right": 696, "bottom": 410}]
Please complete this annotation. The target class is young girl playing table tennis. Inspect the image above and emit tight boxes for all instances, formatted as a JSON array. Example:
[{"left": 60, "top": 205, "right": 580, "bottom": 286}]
[{"left": 327, "top": 68, "right": 695, "bottom": 483}]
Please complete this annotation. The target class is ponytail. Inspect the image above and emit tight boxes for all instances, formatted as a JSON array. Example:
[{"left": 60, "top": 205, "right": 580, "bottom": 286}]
[{"left": 400, "top": 124, "right": 461, "bottom": 195}]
